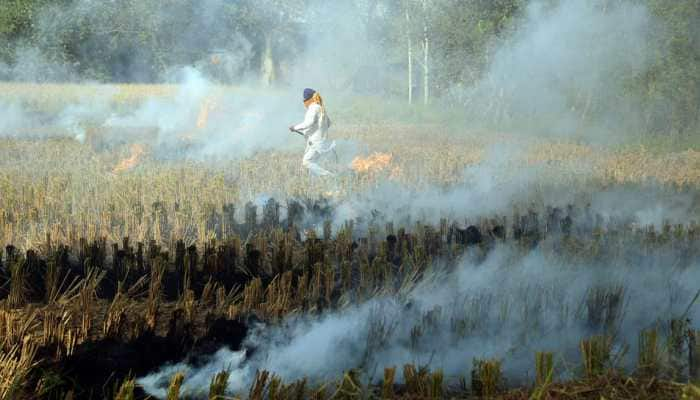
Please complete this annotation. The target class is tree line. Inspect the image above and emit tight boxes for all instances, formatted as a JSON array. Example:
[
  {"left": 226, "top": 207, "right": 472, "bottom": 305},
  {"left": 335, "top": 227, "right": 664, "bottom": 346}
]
[{"left": 0, "top": 0, "right": 698, "bottom": 135}]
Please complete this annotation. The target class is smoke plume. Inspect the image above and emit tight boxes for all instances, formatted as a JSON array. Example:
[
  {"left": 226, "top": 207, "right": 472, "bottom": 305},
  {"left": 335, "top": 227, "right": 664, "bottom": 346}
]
[
  {"left": 139, "top": 237, "right": 700, "bottom": 397},
  {"left": 451, "top": 0, "right": 654, "bottom": 137}
]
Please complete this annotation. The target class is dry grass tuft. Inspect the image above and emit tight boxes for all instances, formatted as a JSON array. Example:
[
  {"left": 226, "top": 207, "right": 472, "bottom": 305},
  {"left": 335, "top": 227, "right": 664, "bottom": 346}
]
[
  {"left": 0, "top": 336, "right": 38, "bottom": 400},
  {"left": 114, "top": 377, "right": 135, "bottom": 400},
  {"left": 208, "top": 370, "right": 230, "bottom": 400},
  {"left": 638, "top": 329, "right": 660, "bottom": 378},
  {"left": 581, "top": 335, "right": 612, "bottom": 379},
  {"left": 472, "top": 358, "right": 502, "bottom": 397},
  {"left": 166, "top": 372, "right": 185, "bottom": 400}
]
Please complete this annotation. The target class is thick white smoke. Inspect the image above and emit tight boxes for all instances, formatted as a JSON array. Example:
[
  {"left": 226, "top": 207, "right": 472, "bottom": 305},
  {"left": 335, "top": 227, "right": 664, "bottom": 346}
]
[
  {"left": 327, "top": 142, "right": 698, "bottom": 234},
  {"left": 0, "top": 0, "right": 384, "bottom": 161},
  {"left": 451, "top": 0, "right": 654, "bottom": 137},
  {"left": 0, "top": 0, "right": 668, "bottom": 158},
  {"left": 138, "top": 241, "right": 700, "bottom": 398}
]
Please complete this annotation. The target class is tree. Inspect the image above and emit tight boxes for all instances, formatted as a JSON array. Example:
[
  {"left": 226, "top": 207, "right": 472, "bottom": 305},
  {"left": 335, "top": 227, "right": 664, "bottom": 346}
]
[
  {"left": 230, "top": 0, "right": 307, "bottom": 86},
  {"left": 0, "top": 0, "right": 51, "bottom": 63},
  {"left": 642, "top": 0, "right": 700, "bottom": 134}
]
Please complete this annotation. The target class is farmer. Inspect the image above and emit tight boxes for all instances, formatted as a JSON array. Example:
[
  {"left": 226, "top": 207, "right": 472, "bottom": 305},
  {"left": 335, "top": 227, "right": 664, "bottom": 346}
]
[{"left": 289, "top": 88, "right": 336, "bottom": 177}]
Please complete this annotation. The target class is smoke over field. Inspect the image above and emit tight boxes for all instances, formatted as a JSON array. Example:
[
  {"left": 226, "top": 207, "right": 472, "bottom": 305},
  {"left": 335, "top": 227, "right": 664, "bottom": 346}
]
[
  {"left": 139, "top": 237, "right": 700, "bottom": 396},
  {"left": 1, "top": 0, "right": 700, "bottom": 399}
]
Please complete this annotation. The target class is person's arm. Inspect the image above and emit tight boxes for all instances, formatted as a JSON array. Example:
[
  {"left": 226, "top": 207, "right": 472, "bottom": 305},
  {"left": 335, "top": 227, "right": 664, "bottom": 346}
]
[{"left": 292, "top": 104, "right": 319, "bottom": 132}]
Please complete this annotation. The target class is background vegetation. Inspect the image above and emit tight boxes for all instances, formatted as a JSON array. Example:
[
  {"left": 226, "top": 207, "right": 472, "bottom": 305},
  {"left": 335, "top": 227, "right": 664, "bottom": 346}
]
[{"left": 1, "top": 0, "right": 698, "bottom": 136}]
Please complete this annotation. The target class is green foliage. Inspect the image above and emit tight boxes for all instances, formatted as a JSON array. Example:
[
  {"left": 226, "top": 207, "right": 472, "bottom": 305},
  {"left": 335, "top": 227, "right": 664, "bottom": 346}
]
[
  {"left": 429, "top": 0, "right": 525, "bottom": 90},
  {"left": 0, "top": 0, "right": 48, "bottom": 62},
  {"left": 0, "top": 0, "right": 697, "bottom": 134},
  {"left": 641, "top": 0, "right": 700, "bottom": 135}
]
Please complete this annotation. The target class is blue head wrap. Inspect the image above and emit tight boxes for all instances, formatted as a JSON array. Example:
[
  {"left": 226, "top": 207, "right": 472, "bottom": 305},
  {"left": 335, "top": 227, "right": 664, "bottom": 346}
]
[{"left": 303, "top": 88, "right": 316, "bottom": 102}]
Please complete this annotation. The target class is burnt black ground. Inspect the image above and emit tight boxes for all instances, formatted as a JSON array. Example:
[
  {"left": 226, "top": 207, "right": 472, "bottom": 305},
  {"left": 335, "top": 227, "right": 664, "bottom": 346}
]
[{"left": 44, "top": 317, "right": 248, "bottom": 399}]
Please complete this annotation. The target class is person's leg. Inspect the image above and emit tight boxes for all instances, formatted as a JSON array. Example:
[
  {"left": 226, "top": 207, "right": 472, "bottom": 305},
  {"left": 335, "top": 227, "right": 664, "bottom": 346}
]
[{"left": 303, "top": 147, "right": 335, "bottom": 176}]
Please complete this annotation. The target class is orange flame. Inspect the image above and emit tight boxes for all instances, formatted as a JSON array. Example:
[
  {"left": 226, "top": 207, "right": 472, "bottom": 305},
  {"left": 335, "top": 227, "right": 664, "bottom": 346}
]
[
  {"left": 112, "top": 144, "right": 145, "bottom": 174},
  {"left": 351, "top": 152, "right": 394, "bottom": 174}
]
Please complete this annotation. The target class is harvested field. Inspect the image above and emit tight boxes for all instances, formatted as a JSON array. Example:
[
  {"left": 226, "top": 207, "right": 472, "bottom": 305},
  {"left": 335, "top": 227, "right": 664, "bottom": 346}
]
[
  {"left": 4, "top": 0, "right": 700, "bottom": 396},
  {"left": 3, "top": 137, "right": 700, "bottom": 398},
  {"left": 1, "top": 76, "right": 700, "bottom": 399}
]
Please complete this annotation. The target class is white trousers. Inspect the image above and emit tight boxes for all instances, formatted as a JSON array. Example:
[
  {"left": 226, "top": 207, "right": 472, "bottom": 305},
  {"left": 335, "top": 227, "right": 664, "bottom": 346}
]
[{"left": 303, "top": 139, "right": 336, "bottom": 177}]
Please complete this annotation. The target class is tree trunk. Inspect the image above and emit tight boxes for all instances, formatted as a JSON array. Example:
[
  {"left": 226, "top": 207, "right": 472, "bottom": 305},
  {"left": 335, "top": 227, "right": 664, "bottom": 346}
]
[
  {"left": 261, "top": 34, "right": 275, "bottom": 87},
  {"left": 406, "top": 9, "right": 413, "bottom": 105},
  {"left": 422, "top": 0, "right": 429, "bottom": 106}
]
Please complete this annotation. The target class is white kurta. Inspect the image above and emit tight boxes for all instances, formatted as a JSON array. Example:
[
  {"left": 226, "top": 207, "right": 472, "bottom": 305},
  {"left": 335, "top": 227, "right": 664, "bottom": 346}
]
[{"left": 294, "top": 103, "right": 336, "bottom": 176}]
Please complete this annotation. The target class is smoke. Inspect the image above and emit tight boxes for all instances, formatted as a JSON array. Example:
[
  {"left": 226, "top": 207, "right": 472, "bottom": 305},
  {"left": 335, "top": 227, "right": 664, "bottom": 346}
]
[
  {"left": 0, "top": 67, "right": 305, "bottom": 159},
  {"left": 0, "top": 0, "right": 663, "bottom": 157},
  {"left": 325, "top": 141, "right": 699, "bottom": 235},
  {"left": 331, "top": 178, "right": 699, "bottom": 235},
  {"left": 0, "top": 1, "right": 697, "bottom": 395},
  {"left": 0, "top": 61, "right": 302, "bottom": 159},
  {"left": 0, "top": 0, "right": 385, "bottom": 160},
  {"left": 0, "top": 86, "right": 114, "bottom": 141},
  {"left": 589, "top": 187, "right": 700, "bottom": 228},
  {"left": 329, "top": 144, "right": 540, "bottom": 230},
  {"left": 451, "top": 0, "right": 654, "bottom": 137},
  {"left": 0, "top": 101, "right": 28, "bottom": 135},
  {"left": 285, "top": 1, "right": 387, "bottom": 96},
  {"left": 138, "top": 238, "right": 700, "bottom": 398},
  {"left": 137, "top": 348, "right": 249, "bottom": 399},
  {"left": 0, "top": 0, "right": 677, "bottom": 142},
  {"left": 0, "top": 47, "right": 78, "bottom": 83}
]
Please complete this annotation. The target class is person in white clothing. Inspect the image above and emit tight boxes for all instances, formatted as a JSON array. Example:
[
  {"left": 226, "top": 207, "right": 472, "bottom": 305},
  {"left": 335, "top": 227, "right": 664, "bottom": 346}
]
[{"left": 289, "top": 88, "right": 336, "bottom": 177}]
